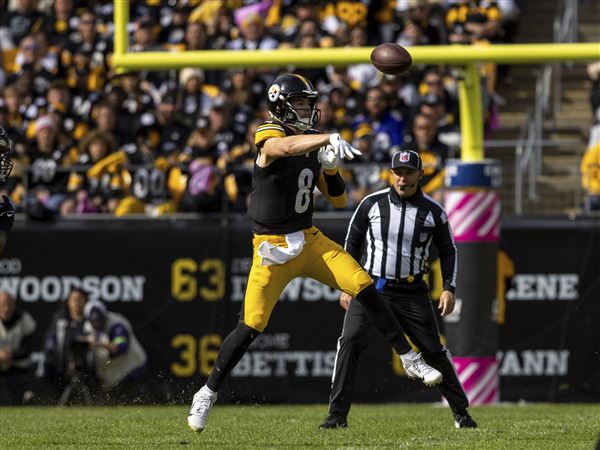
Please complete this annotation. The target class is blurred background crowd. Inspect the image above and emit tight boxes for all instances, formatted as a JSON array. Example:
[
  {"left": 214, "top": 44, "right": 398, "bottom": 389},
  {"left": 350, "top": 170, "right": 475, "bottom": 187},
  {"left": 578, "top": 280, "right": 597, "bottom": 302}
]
[{"left": 0, "top": 0, "right": 527, "bottom": 217}]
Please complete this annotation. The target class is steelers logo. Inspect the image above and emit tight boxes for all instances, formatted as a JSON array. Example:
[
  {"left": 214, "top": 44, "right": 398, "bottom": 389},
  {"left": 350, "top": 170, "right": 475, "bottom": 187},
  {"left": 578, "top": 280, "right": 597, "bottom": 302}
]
[{"left": 268, "top": 84, "right": 280, "bottom": 103}]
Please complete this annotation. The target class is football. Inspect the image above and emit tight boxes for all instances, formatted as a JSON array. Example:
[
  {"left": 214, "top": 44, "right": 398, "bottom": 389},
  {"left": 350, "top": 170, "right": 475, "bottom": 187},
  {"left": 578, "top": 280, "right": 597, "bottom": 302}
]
[{"left": 370, "top": 43, "right": 413, "bottom": 75}]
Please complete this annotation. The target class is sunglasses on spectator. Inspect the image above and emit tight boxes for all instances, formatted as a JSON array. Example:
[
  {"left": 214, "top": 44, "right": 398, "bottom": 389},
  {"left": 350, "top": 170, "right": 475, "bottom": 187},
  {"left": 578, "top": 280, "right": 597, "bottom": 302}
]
[
  {"left": 81, "top": 19, "right": 95, "bottom": 24},
  {"left": 367, "top": 95, "right": 384, "bottom": 101},
  {"left": 23, "top": 44, "right": 38, "bottom": 51}
]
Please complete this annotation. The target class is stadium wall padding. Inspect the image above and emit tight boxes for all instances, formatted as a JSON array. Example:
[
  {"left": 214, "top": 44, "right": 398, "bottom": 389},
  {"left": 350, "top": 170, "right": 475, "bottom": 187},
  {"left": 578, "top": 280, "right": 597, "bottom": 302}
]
[{"left": 2, "top": 217, "right": 599, "bottom": 404}]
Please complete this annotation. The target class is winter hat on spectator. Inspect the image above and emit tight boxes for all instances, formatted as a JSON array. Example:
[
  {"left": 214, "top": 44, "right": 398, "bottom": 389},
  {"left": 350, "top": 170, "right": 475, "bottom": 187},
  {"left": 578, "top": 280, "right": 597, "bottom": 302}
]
[
  {"left": 179, "top": 68, "right": 205, "bottom": 86},
  {"left": 84, "top": 299, "right": 107, "bottom": 320},
  {"left": 36, "top": 116, "right": 57, "bottom": 133}
]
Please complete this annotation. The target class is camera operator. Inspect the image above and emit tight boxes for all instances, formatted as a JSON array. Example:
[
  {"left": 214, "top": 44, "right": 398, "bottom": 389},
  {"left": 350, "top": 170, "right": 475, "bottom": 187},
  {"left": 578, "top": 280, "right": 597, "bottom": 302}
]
[
  {"left": 43, "top": 288, "right": 97, "bottom": 402},
  {"left": 83, "top": 300, "right": 147, "bottom": 401}
]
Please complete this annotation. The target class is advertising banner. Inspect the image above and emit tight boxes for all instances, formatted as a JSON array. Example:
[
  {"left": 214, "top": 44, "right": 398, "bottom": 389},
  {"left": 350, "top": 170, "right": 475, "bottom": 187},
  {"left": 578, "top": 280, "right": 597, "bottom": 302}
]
[{"left": 1, "top": 217, "right": 598, "bottom": 404}]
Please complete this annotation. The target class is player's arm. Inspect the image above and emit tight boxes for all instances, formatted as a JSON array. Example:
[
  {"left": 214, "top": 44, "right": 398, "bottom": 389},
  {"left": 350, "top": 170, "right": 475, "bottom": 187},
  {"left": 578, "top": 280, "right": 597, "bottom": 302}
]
[
  {"left": 432, "top": 207, "right": 458, "bottom": 315},
  {"left": 316, "top": 168, "right": 346, "bottom": 208},
  {"left": 262, "top": 133, "right": 331, "bottom": 159},
  {"left": 432, "top": 208, "right": 457, "bottom": 294},
  {"left": 257, "top": 123, "right": 360, "bottom": 166}
]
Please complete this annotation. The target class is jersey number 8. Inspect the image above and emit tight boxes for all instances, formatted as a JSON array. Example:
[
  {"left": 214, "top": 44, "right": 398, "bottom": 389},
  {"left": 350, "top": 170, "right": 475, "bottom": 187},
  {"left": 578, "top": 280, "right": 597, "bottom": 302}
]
[{"left": 294, "top": 168, "right": 313, "bottom": 214}]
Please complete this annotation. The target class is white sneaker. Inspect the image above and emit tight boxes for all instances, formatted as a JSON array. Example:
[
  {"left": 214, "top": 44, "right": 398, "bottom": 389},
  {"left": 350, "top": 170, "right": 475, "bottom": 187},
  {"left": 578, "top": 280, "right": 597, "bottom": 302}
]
[
  {"left": 401, "top": 352, "right": 443, "bottom": 386},
  {"left": 188, "top": 386, "right": 218, "bottom": 432}
]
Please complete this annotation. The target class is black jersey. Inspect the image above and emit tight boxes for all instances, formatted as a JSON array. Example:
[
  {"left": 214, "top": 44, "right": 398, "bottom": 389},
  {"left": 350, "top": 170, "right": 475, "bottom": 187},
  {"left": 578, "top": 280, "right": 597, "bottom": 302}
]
[{"left": 247, "top": 122, "right": 321, "bottom": 235}]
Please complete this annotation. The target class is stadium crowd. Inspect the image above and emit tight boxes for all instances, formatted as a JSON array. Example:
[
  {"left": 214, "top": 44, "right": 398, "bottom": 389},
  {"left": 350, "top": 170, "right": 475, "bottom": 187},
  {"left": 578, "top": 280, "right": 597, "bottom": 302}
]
[{"left": 0, "top": 0, "right": 520, "bottom": 218}]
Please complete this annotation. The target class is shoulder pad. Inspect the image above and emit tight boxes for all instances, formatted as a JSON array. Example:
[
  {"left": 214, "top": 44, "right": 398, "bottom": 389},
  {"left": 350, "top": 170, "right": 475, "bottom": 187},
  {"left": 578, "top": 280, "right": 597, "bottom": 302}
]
[{"left": 255, "top": 122, "right": 287, "bottom": 146}]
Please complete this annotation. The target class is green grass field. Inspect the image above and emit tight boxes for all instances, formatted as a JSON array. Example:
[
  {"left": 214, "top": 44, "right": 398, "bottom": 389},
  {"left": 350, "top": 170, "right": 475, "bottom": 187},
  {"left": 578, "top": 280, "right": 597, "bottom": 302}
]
[{"left": 1, "top": 404, "right": 599, "bottom": 449}]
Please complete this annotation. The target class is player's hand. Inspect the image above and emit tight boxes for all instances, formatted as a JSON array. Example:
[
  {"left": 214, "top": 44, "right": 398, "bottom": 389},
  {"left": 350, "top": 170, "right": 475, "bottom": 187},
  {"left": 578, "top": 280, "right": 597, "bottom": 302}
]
[
  {"left": 339, "top": 292, "right": 353, "bottom": 311},
  {"left": 317, "top": 145, "right": 338, "bottom": 170},
  {"left": 329, "top": 133, "right": 361, "bottom": 161},
  {"left": 0, "top": 195, "right": 15, "bottom": 232},
  {"left": 438, "top": 290, "right": 455, "bottom": 316}
]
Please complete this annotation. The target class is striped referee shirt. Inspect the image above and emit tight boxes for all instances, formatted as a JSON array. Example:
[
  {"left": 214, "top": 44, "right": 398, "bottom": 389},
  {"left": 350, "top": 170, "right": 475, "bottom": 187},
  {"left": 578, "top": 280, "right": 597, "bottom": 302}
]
[{"left": 345, "top": 187, "right": 457, "bottom": 293}]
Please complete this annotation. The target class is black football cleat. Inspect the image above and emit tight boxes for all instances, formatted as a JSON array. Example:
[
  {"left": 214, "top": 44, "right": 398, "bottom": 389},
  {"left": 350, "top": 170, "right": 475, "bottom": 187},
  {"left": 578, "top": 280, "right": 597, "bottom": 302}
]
[
  {"left": 319, "top": 415, "right": 348, "bottom": 429},
  {"left": 454, "top": 411, "right": 478, "bottom": 429}
]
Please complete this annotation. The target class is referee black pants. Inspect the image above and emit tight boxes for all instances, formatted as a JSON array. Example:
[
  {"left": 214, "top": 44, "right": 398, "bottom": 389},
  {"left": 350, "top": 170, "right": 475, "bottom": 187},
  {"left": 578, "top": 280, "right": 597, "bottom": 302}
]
[{"left": 327, "top": 282, "right": 469, "bottom": 418}]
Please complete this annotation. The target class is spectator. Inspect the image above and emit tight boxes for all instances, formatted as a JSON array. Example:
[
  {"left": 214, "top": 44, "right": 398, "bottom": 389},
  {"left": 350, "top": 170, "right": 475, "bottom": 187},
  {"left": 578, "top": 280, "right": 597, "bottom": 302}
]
[
  {"left": 446, "top": 0, "right": 503, "bottom": 43},
  {"left": 88, "top": 102, "right": 119, "bottom": 145},
  {"left": 26, "top": 115, "right": 71, "bottom": 217},
  {"left": 179, "top": 68, "right": 211, "bottom": 127},
  {"left": 418, "top": 93, "right": 460, "bottom": 147},
  {"left": 0, "top": 0, "right": 47, "bottom": 48},
  {"left": 61, "top": 9, "right": 111, "bottom": 77},
  {"left": 135, "top": 91, "right": 189, "bottom": 160},
  {"left": 226, "top": 13, "right": 278, "bottom": 51},
  {"left": 581, "top": 140, "right": 600, "bottom": 213},
  {"left": 41, "top": 0, "right": 76, "bottom": 49},
  {"left": 67, "top": 129, "right": 116, "bottom": 213},
  {"left": 10, "top": 34, "right": 56, "bottom": 100},
  {"left": 396, "top": 1, "right": 442, "bottom": 45},
  {"left": 180, "top": 157, "right": 222, "bottom": 213},
  {"left": 0, "top": 292, "right": 37, "bottom": 405},
  {"left": 352, "top": 86, "right": 405, "bottom": 163},
  {"left": 43, "top": 288, "right": 96, "bottom": 402},
  {"left": 346, "top": 27, "right": 379, "bottom": 91},
  {"left": 401, "top": 112, "right": 451, "bottom": 200},
  {"left": 83, "top": 300, "right": 147, "bottom": 396},
  {"left": 216, "top": 118, "right": 261, "bottom": 211},
  {"left": 380, "top": 74, "right": 419, "bottom": 118},
  {"left": 418, "top": 68, "right": 458, "bottom": 121}
]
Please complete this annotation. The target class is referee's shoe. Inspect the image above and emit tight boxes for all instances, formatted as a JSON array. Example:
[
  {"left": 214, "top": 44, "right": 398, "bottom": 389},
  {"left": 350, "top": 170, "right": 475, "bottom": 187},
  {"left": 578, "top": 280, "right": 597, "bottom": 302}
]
[
  {"left": 454, "top": 411, "right": 478, "bottom": 429},
  {"left": 319, "top": 415, "right": 348, "bottom": 429}
]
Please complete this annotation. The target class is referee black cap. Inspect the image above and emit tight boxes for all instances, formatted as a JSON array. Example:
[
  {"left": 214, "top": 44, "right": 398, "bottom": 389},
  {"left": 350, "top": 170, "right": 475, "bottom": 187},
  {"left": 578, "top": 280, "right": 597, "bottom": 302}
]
[{"left": 391, "top": 150, "right": 422, "bottom": 171}]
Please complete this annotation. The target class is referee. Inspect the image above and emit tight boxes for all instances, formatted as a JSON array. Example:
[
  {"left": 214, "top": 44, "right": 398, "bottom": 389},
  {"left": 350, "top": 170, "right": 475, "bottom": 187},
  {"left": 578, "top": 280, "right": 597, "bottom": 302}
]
[{"left": 320, "top": 150, "right": 477, "bottom": 430}]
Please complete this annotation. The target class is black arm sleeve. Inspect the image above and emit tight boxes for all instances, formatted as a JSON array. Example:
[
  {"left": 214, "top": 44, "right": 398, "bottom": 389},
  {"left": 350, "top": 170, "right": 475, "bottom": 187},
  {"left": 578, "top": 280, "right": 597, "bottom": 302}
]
[
  {"left": 323, "top": 170, "right": 345, "bottom": 197},
  {"left": 432, "top": 210, "right": 457, "bottom": 293},
  {"left": 344, "top": 198, "right": 371, "bottom": 262}
]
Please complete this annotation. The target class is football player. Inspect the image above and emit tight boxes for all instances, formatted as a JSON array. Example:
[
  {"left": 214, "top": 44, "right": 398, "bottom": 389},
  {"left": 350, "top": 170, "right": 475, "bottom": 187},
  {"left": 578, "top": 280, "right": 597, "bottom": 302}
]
[
  {"left": 187, "top": 74, "right": 443, "bottom": 432},
  {"left": 0, "top": 127, "right": 16, "bottom": 253}
]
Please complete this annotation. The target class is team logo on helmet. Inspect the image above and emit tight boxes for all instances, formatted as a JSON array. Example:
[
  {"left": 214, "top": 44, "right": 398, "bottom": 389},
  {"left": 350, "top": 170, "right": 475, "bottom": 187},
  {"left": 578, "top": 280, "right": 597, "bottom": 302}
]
[
  {"left": 268, "top": 84, "right": 281, "bottom": 103},
  {"left": 399, "top": 152, "right": 410, "bottom": 162}
]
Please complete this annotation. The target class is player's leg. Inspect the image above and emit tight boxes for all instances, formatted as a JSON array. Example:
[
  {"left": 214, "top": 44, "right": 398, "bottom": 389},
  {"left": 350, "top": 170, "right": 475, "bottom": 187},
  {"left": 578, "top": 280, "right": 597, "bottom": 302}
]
[
  {"left": 387, "top": 285, "right": 475, "bottom": 427},
  {"left": 303, "top": 229, "right": 440, "bottom": 385},
  {"left": 302, "top": 229, "right": 411, "bottom": 354},
  {"left": 320, "top": 299, "right": 372, "bottom": 429},
  {"left": 205, "top": 256, "right": 293, "bottom": 391},
  {"left": 188, "top": 234, "right": 294, "bottom": 432}
]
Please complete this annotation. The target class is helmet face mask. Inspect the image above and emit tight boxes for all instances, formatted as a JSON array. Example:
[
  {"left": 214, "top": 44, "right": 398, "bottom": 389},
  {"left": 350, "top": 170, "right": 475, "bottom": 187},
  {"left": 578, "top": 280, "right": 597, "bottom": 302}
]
[
  {"left": 0, "top": 128, "right": 14, "bottom": 184},
  {"left": 267, "top": 74, "right": 320, "bottom": 131}
]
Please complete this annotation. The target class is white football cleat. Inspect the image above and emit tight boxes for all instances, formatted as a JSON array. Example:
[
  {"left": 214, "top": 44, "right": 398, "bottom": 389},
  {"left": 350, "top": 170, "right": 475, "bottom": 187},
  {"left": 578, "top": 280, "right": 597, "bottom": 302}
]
[
  {"left": 401, "top": 352, "right": 443, "bottom": 386},
  {"left": 188, "top": 385, "right": 218, "bottom": 432}
]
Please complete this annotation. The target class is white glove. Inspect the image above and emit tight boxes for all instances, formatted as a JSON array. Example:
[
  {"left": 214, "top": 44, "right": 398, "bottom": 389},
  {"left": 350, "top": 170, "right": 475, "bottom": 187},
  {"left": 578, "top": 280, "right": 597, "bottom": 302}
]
[
  {"left": 317, "top": 145, "right": 338, "bottom": 170},
  {"left": 329, "top": 133, "right": 362, "bottom": 161}
]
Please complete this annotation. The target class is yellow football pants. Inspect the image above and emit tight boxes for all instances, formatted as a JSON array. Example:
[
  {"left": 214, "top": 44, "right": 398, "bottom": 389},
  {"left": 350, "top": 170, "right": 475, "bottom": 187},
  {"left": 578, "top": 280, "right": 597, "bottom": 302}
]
[{"left": 243, "top": 226, "right": 373, "bottom": 332}]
